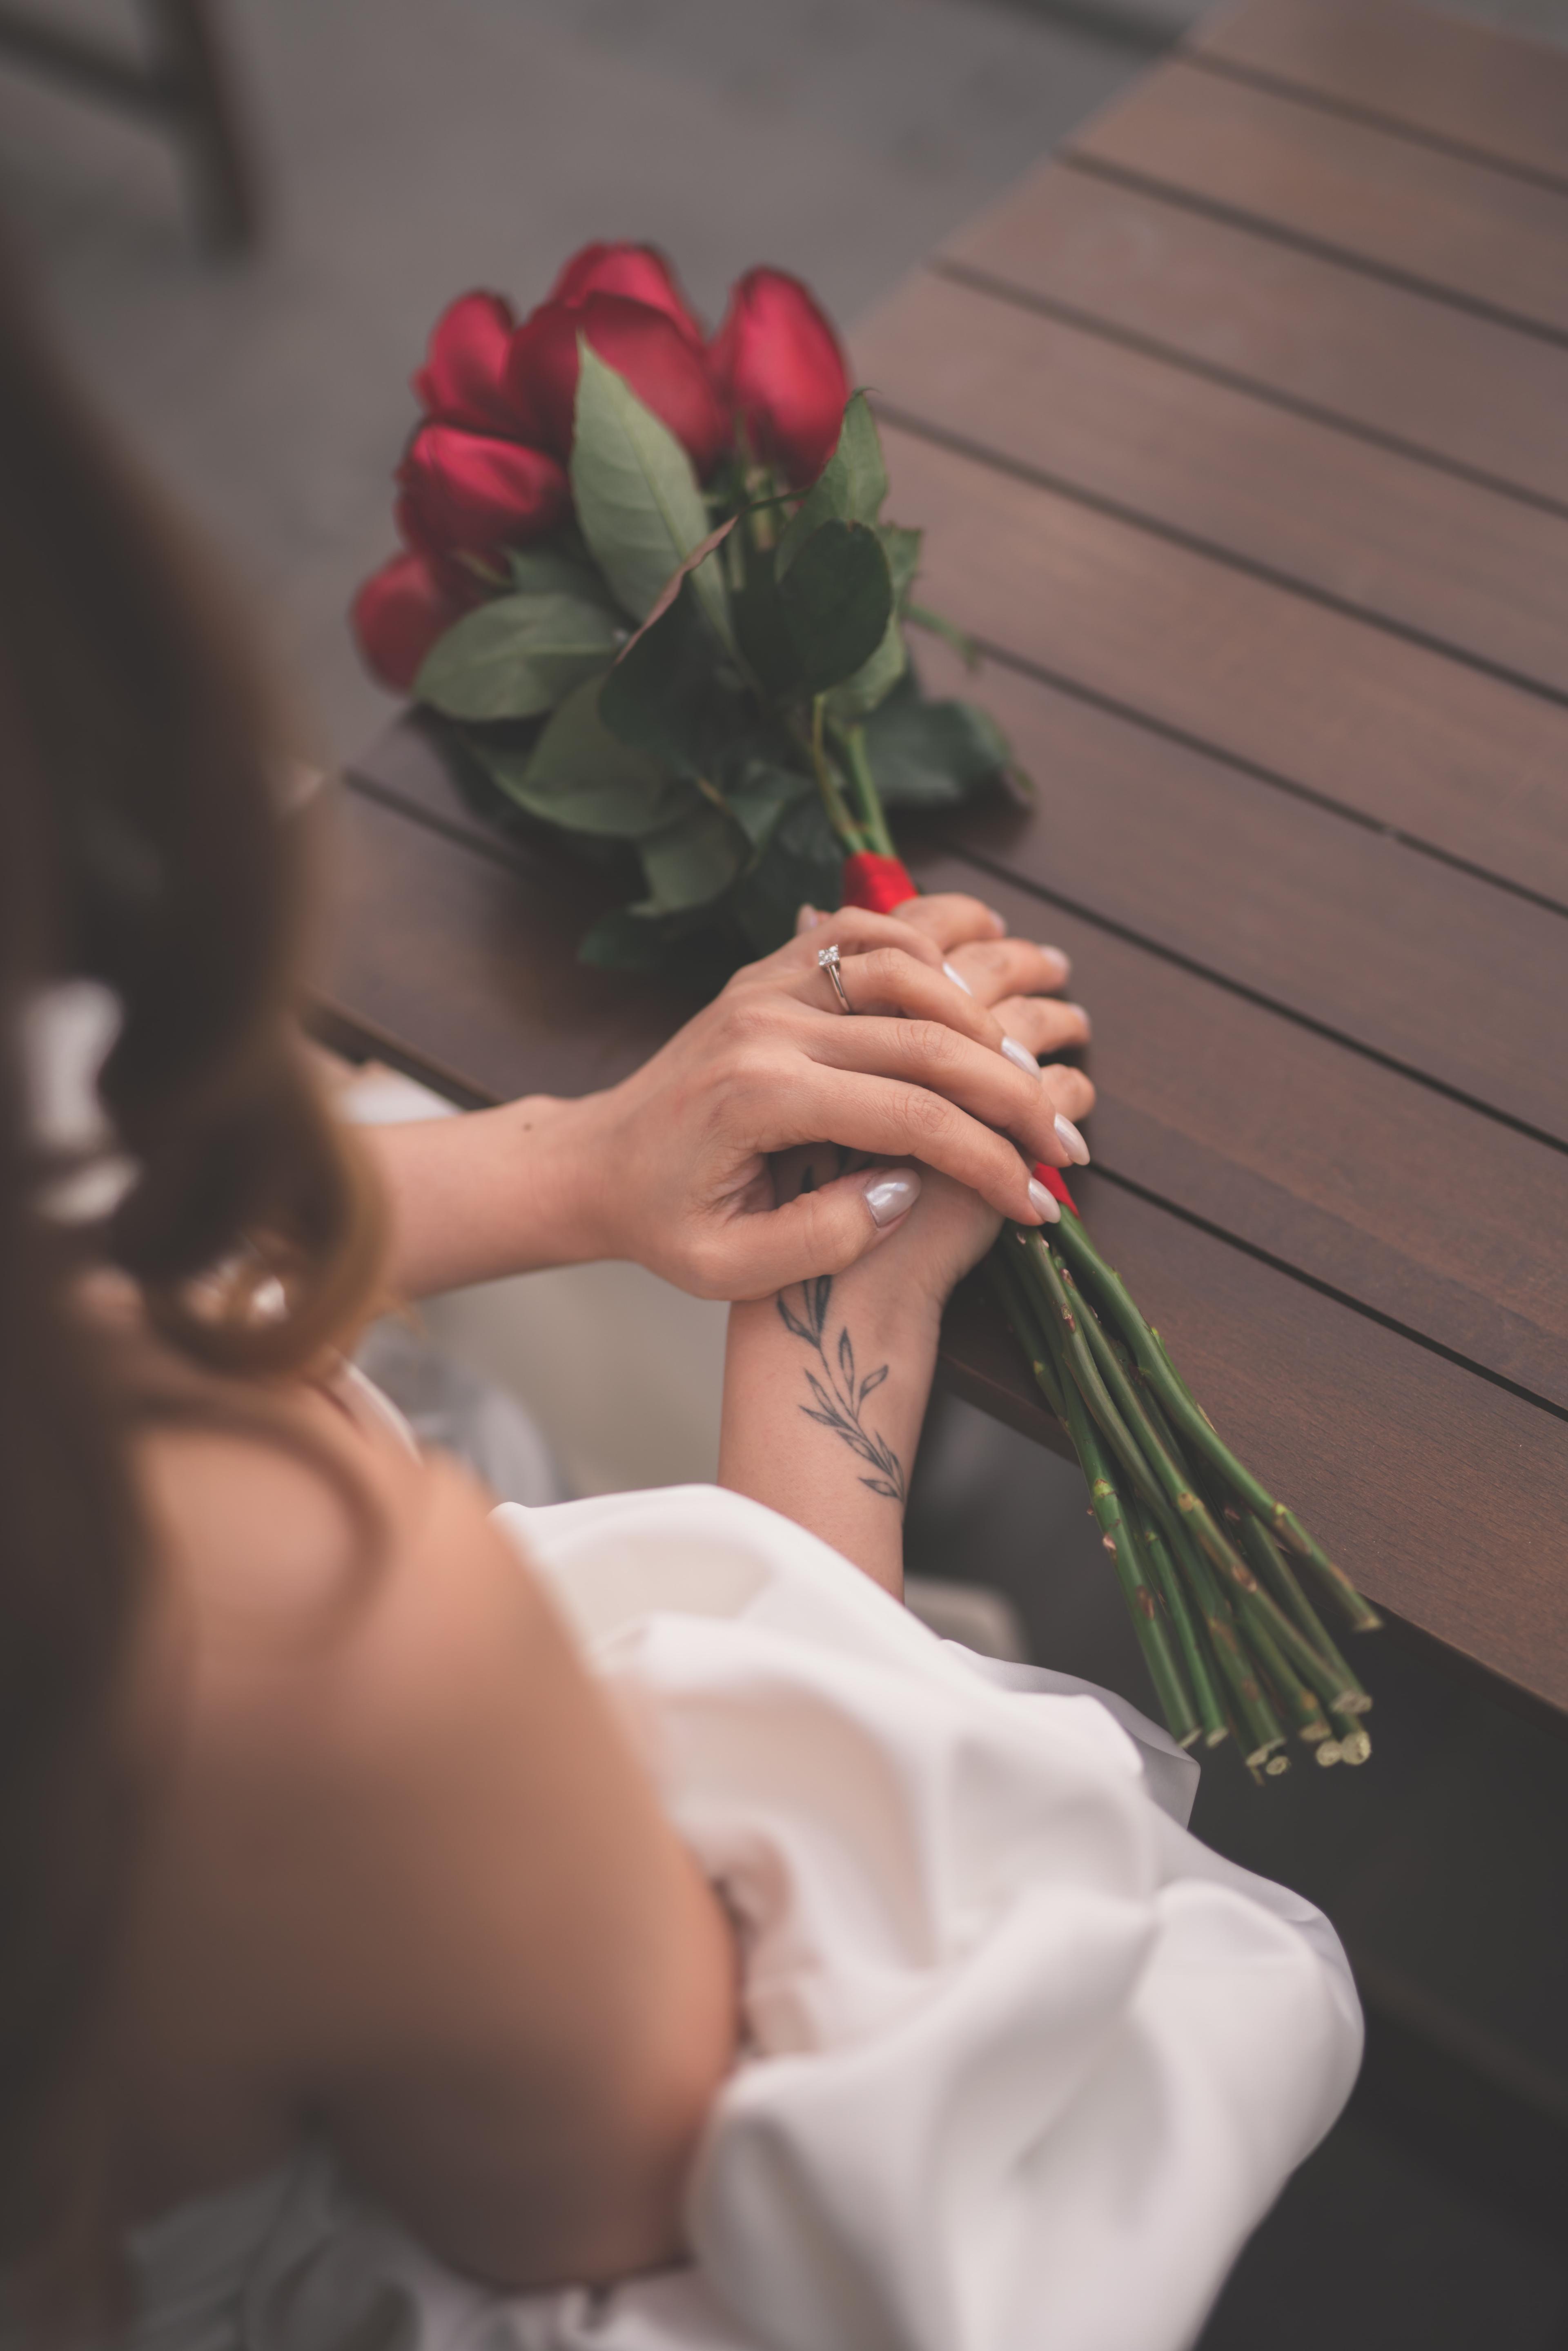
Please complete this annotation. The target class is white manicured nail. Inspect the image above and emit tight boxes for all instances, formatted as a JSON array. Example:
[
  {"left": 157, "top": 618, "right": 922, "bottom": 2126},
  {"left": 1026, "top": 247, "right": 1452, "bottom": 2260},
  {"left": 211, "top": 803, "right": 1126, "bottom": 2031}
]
[
  {"left": 1067, "top": 1002, "right": 1092, "bottom": 1039},
  {"left": 1001, "top": 1036, "right": 1039, "bottom": 1074},
  {"left": 1054, "top": 1112, "right": 1090, "bottom": 1165},
  {"left": 1026, "top": 1178, "right": 1062, "bottom": 1224},
  {"left": 864, "top": 1170, "right": 921, "bottom": 1226},
  {"left": 795, "top": 903, "right": 823, "bottom": 934},
  {"left": 1043, "top": 946, "right": 1072, "bottom": 984},
  {"left": 942, "top": 960, "right": 973, "bottom": 995}
]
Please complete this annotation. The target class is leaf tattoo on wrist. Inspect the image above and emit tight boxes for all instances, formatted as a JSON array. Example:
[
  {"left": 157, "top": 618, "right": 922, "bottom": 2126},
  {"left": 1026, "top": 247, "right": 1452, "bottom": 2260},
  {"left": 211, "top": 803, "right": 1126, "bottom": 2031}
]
[{"left": 776, "top": 1270, "right": 905, "bottom": 1504}]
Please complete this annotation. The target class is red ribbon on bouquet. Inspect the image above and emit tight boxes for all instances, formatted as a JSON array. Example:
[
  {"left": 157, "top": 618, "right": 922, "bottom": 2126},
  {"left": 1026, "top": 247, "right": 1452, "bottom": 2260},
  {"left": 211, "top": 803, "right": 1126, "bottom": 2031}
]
[{"left": 840, "top": 852, "right": 1078, "bottom": 1216}]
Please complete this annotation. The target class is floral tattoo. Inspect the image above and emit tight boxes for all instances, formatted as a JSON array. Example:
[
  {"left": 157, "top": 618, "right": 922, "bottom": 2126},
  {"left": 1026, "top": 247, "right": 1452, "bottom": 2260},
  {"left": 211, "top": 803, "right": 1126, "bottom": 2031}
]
[{"left": 776, "top": 1266, "right": 905, "bottom": 1506}]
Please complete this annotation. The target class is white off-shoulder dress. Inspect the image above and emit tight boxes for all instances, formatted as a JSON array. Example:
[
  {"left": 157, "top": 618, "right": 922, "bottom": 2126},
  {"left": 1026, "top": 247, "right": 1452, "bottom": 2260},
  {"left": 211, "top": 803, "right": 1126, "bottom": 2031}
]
[{"left": 104, "top": 1482, "right": 1362, "bottom": 2351}]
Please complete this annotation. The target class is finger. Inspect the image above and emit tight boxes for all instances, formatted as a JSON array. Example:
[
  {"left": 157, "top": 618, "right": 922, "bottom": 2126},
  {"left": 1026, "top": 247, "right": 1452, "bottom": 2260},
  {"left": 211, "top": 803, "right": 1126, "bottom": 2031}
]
[
  {"left": 805, "top": 1009, "right": 1073, "bottom": 1167},
  {"left": 993, "top": 994, "right": 1092, "bottom": 1057},
  {"left": 824, "top": 945, "right": 1023, "bottom": 1060},
  {"left": 888, "top": 892, "right": 1009, "bottom": 954},
  {"left": 708, "top": 1165, "right": 922, "bottom": 1301},
  {"left": 773, "top": 905, "right": 947, "bottom": 978},
  {"left": 1040, "top": 1065, "right": 1096, "bottom": 1127},
  {"left": 787, "top": 1065, "right": 1073, "bottom": 1224},
  {"left": 947, "top": 936, "right": 1073, "bottom": 1004}
]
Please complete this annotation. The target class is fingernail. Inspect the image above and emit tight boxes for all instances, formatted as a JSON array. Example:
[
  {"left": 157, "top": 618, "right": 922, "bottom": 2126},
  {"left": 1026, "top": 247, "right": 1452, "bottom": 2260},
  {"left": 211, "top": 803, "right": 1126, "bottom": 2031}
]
[
  {"left": 864, "top": 1170, "right": 921, "bottom": 1226},
  {"left": 1027, "top": 1178, "right": 1062, "bottom": 1225},
  {"left": 1001, "top": 1036, "right": 1040, "bottom": 1074},
  {"left": 1054, "top": 1112, "right": 1090, "bottom": 1165},
  {"left": 1067, "top": 1002, "right": 1092, "bottom": 1039},
  {"left": 1044, "top": 947, "right": 1073, "bottom": 984},
  {"left": 986, "top": 907, "right": 1007, "bottom": 936},
  {"left": 942, "top": 960, "right": 973, "bottom": 996},
  {"left": 795, "top": 903, "right": 823, "bottom": 934}
]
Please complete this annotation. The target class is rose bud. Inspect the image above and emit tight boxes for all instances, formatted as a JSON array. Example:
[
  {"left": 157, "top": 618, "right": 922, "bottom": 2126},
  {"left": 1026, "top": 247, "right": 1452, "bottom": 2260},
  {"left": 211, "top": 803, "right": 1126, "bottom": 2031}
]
[
  {"left": 505, "top": 291, "right": 729, "bottom": 479},
  {"left": 708, "top": 266, "right": 851, "bottom": 487},
  {"left": 548, "top": 241, "right": 704, "bottom": 348},
  {"left": 351, "top": 549, "right": 483, "bottom": 692},
  {"left": 395, "top": 420, "right": 571, "bottom": 559},
  {"left": 412, "top": 289, "right": 524, "bottom": 436}
]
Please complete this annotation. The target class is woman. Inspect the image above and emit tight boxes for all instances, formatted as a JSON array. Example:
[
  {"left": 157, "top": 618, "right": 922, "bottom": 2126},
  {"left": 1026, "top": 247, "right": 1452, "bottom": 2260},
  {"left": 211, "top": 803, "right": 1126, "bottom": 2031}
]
[{"left": 0, "top": 254, "right": 1099, "bottom": 2331}]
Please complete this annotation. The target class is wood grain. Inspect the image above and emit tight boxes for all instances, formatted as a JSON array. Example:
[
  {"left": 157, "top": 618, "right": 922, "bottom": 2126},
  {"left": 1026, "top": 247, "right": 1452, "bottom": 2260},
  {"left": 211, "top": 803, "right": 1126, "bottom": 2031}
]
[
  {"left": 905, "top": 645, "right": 1568, "bottom": 1148},
  {"left": 856, "top": 269, "right": 1568, "bottom": 696},
  {"left": 910, "top": 851, "right": 1568, "bottom": 1413},
  {"left": 939, "top": 166, "right": 1568, "bottom": 511},
  {"left": 879, "top": 421, "right": 1568, "bottom": 909},
  {"left": 1193, "top": 0, "right": 1568, "bottom": 186},
  {"left": 1073, "top": 62, "right": 1568, "bottom": 338},
  {"left": 317, "top": 769, "right": 704, "bottom": 1104}
]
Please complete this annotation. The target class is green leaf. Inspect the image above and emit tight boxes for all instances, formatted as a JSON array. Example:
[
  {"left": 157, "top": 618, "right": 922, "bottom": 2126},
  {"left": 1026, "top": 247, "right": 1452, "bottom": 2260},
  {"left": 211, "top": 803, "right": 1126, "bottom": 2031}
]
[
  {"left": 777, "top": 520, "right": 893, "bottom": 695},
  {"left": 570, "top": 342, "right": 732, "bottom": 646},
  {"left": 724, "top": 760, "right": 812, "bottom": 850},
  {"left": 732, "top": 566, "right": 803, "bottom": 700},
  {"left": 485, "top": 673, "right": 695, "bottom": 836},
  {"left": 731, "top": 789, "right": 844, "bottom": 954},
  {"left": 880, "top": 524, "right": 922, "bottom": 611},
  {"left": 861, "top": 695, "right": 1011, "bottom": 807},
  {"left": 578, "top": 907, "right": 680, "bottom": 971},
  {"left": 775, "top": 392, "right": 887, "bottom": 571},
  {"left": 414, "top": 591, "right": 622, "bottom": 722},
  {"left": 598, "top": 580, "right": 727, "bottom": 777},
  {"left": 506, "top": 544, "right": 619, "bottom": 605},
  {"left": 820, "top": 521, "right": 923, "bottom": 722},
  {"left": 639, "top": 802, "right": 747, "bottom": 911}
]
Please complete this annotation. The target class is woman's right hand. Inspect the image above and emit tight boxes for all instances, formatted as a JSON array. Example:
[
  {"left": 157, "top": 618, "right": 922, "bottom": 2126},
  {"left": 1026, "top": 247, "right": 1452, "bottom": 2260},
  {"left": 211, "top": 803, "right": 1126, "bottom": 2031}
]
[{"left": 569, "top": 894, "right": 1096, "bottom": 1300}]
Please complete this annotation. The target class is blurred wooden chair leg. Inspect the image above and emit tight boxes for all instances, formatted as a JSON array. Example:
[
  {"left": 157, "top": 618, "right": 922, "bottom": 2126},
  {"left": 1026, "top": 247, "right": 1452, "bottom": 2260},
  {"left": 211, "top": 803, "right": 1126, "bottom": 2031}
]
[{"left": 136, "top": 0, "right": 259, "bottom": 253}]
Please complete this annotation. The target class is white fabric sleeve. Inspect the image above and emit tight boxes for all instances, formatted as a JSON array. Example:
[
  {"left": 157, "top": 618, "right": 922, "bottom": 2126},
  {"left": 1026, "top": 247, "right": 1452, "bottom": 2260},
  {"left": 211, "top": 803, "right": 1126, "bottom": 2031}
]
[{"left": 488, "top": 1483, "right": 1362, "bottom": 2351}]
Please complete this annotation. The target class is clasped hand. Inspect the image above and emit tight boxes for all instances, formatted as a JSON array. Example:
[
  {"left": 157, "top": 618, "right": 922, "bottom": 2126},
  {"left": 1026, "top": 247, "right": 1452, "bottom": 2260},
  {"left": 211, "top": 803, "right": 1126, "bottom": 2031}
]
[{"left": 573, "top": 891, "right": 1095, "bottom": 1304}]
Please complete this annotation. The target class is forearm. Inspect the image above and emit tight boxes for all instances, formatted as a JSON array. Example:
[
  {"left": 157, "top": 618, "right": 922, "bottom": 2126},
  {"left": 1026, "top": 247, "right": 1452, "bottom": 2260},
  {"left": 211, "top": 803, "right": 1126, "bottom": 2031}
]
[
  {"left": 718, "top": 1263, "right": 943, "bottom": 1599},
  {"left": 364, "top": 1094, "right": 613, "bottom": 1299}
]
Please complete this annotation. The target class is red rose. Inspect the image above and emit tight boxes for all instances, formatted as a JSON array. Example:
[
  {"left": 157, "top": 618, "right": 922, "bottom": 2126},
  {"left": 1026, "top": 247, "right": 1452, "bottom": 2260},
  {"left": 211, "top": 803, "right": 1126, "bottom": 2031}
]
[
  {"left": 548, "top": 241, "right": 704, "bottom": 348},
  {"left": 708, "top": 267, "right": 850, "bottom": 487},
  {"left": 396, "top": 420, "right": 571, "bottom": 562},
  {"left": 351, "top": 549, "right": 483, "bottom": 692},
  {"left": 412, "top": 290, "right": 524, "bottom": 436},
  {"left": 505, "top": 292, "right": 729, "bottom": 479}
]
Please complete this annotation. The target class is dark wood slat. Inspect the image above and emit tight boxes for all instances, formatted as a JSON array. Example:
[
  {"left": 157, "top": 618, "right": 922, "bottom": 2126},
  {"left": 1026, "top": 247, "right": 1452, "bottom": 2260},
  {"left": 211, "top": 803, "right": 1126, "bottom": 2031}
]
[
  {"left": 317, "top": 772, "right": 704, "bottom": 1104},
  {"left": 979, "top": 1171, "right": 1568, "bottom": 1725},
  {"left": 878, "top": 420, "right": 1568, "bottom": 910},
  {"left": 857, "top": 271, "right": 1568, "bottom": 698},
  {"left": 938, "top": 165, "right": 1568, "bottom": 513},
  {"left": 911, "top": 851, "right": 1568, "bottom": 1413},
  {"left": 909, "top": 646, "right": 1568, "bottom": 1149},
  {"left": 1193, "top": 0, "right": 1568, "bottom": 187},
  {"left": 1073, "top": 60, "right": 1568, "bottom": 339}
]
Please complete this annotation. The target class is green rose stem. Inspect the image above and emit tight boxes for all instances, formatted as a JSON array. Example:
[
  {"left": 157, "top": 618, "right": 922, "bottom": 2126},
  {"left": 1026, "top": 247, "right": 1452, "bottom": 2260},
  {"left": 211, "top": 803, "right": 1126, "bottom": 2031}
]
[
  {"left": 1129, "top": 1497, "right": 1229, "bottom": 1749},
  {"left": 1051, "top": 1212, "right": 1382, "bottom": 1638},
  {"left": 807, "top": 696, "right": 870, "bottom": 855},
  {"left": 988, "top": 1248, "right": 1208, "bottom": 1753},
  {"left": 835, "top": 721, "right": 899, "bottom": 859}
]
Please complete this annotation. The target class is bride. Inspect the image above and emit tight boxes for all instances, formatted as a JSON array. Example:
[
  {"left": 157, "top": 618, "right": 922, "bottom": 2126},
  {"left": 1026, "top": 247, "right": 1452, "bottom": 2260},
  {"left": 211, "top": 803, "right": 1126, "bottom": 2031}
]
[{"left": 0, "top": 254, "right": 1356, "bottom": 2351}]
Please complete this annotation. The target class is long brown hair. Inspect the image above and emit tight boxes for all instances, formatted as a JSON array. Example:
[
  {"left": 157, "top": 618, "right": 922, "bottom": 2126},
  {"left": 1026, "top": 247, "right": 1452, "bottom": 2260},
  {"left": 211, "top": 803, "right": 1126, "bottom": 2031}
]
[{"left": 0, "top": 252, "right": 385, "bottom": 2318}]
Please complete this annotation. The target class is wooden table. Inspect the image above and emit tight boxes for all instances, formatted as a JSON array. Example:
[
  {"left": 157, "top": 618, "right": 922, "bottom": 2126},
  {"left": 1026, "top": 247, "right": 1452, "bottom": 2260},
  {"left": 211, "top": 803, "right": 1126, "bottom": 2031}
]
[{"left": 321, "top": 0, "right": 1568, "bottom": 1736}]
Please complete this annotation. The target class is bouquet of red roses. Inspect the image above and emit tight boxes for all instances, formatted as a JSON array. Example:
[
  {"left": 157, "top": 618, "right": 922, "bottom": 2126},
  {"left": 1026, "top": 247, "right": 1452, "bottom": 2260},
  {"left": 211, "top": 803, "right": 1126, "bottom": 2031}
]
[
  {"left": 353, "top": 243, "right": 1010, "bottom": 968},
  {"left": 354, "top": 244, "right": 1380, "bottom": 1780}
]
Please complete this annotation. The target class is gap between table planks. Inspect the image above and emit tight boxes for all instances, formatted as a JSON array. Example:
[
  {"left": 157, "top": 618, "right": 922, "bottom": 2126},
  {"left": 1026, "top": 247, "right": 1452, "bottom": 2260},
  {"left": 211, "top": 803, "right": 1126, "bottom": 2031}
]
[
  {"left": 1189, "top": 0, "right": 1568, "bottom": 190},
  {"left": 856, "top": 269, "right": 1568, "bottom": 701},
  {"left": 876, "top": 421, "right": 1568, "bottom": 913},
  {"left": 1071, "top": 58, "right": 1568, "bottom": 344},
  {"left": 936, "top": 165, "right": 1568, "bottom": 516}
]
